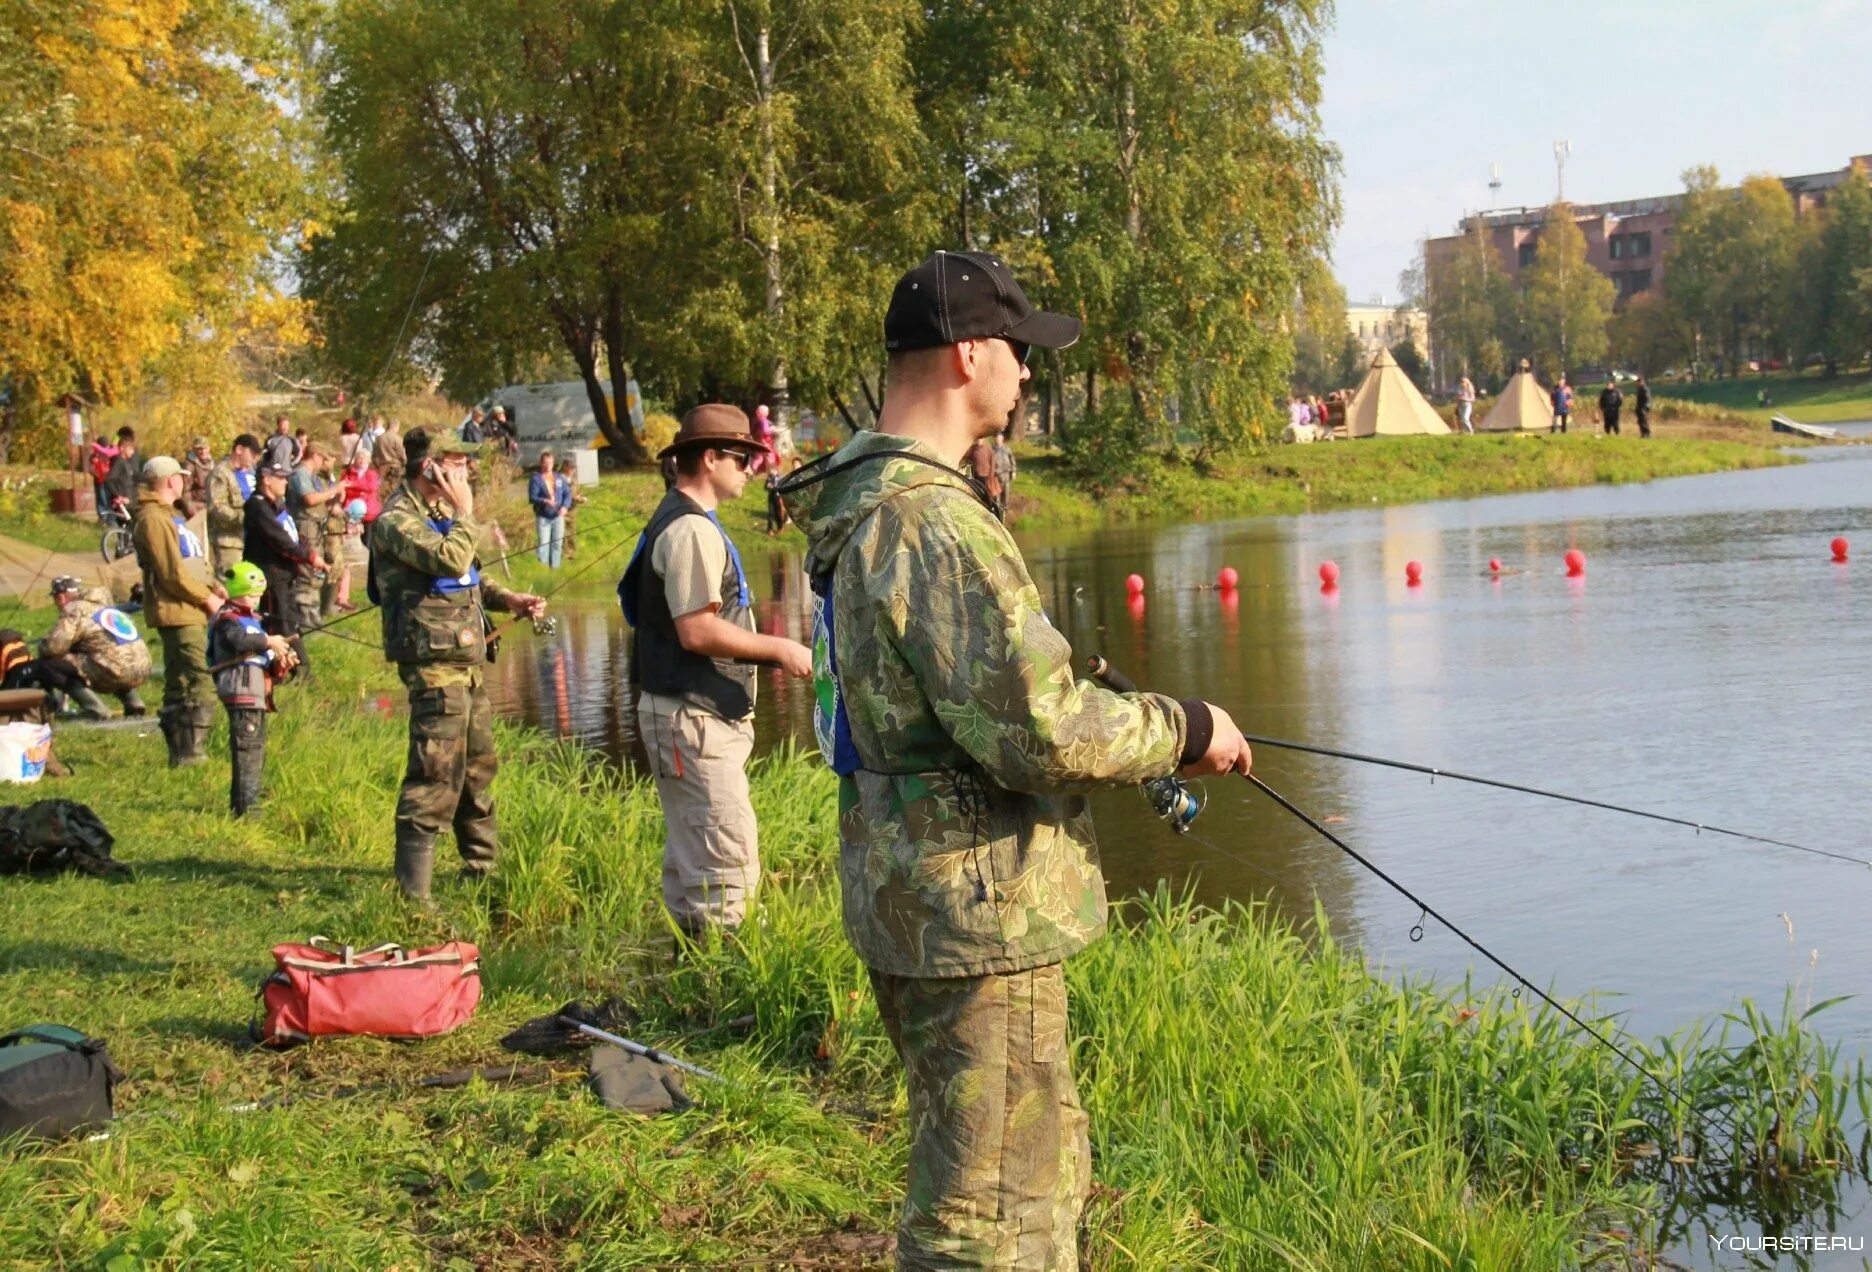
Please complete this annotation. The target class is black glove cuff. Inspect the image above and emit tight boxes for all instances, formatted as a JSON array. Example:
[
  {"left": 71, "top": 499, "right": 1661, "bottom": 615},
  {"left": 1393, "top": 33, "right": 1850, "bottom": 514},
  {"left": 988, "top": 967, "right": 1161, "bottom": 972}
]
[{"left": 1177, "top": 699, "right": 1213, "bottom": 768}]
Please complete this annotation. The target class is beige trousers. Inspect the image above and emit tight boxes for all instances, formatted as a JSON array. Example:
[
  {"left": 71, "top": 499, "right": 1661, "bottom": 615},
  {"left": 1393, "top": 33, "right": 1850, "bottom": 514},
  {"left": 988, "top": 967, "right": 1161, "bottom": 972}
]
[{"left": 636, "top": 696, "right": 759, "bottom": 931}]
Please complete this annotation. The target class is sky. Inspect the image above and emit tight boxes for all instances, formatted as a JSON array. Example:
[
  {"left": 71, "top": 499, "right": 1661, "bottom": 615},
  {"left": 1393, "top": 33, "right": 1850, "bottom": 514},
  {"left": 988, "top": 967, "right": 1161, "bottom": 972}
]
[{"left": 1320, "top": 0, "right": 1872, "bottom": 304}]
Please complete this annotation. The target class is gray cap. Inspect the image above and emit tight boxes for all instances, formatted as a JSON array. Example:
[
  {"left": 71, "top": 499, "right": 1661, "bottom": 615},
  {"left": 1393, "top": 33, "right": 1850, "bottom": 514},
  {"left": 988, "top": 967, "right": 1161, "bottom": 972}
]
[{"left": 141, "top": 455, "right": 183, "bottom": 483}]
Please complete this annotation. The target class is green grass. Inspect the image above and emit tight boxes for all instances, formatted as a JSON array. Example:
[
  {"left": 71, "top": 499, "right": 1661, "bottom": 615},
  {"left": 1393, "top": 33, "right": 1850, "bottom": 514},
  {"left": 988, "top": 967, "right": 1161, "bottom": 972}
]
[
  {"left": 1007, "top": 427, "right": 1795, "bottom": 529},
  {"left": 0, "top": 634, "right": 1865, "bottom": 1267},
  {"left": 1652, "top": 367, "right": 1872, "bottom": 424}
]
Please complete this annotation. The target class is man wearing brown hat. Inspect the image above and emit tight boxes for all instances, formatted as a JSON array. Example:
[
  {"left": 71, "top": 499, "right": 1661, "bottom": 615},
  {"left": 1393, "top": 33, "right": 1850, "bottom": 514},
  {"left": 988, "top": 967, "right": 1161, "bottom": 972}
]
[{"left": 620, "top": 404, "right": 811, "bottom": 935}]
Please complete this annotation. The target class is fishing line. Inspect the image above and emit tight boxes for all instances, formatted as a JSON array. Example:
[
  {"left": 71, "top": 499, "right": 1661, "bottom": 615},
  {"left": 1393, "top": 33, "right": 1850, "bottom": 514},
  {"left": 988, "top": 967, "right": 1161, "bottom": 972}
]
[
  {"left": 1086, "top": 654, "right": 1723, "bottom": 1140},
  {"left": 1237, "top": 734, "right": 1871, "bottom": 869},
  {"left": 298, "top": 509, "right": 643, "bottom": 646}
]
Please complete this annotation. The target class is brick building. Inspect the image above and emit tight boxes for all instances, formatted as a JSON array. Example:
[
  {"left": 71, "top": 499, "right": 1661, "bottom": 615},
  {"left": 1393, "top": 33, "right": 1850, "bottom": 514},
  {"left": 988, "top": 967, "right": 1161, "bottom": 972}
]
[{"left": 1424, "top": 152, "right": 1872, "bottom": 306}]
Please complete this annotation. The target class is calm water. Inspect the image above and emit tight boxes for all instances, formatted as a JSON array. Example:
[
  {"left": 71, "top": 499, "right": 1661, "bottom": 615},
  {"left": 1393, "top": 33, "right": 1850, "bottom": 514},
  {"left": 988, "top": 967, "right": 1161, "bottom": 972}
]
[{"left": 492, "top": 435, "right": 1872, "bottom": 1267}]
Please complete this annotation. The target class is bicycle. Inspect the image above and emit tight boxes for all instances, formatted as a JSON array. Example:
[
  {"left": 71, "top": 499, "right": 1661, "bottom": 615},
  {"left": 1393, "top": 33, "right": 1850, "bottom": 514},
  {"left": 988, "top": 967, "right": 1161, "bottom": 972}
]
[{"left": 99, "top": 500, "right": 135, "bottom": 564}]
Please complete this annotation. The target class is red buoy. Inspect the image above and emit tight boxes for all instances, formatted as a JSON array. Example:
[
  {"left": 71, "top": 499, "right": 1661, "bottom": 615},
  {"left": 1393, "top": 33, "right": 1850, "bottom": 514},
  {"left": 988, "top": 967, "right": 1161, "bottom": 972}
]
[
  {"left": 1318, "top": 561, "right": 1340, "bottom": 587},
  {"left": 1831, "top": 536, "right": 1849, "bottom": 563},
  {"left": 1564, "top": 549, "right": 1586, "bottom": 577},
  {"left": 1127, "top": 592, "right": 1146, "bottom": 620},
  {"left": 1488, "top": 557, "right": 1502, "bottom": 573},
  {"left": 1125, "top": 573, "right": 1145, "bottom": 596},
  {"left": 1405, "top": 560, "right": 1424, "bottom": 585},
  {"left": 1217, "top": 566, "right": 1239, "bottom": 590}
]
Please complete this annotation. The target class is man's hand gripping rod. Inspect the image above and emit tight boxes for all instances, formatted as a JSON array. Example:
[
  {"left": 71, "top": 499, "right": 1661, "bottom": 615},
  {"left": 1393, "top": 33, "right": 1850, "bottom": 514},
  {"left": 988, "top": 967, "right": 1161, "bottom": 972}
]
[{"left": 1085, "top": 655, "right": 1203, "bottom": 832}]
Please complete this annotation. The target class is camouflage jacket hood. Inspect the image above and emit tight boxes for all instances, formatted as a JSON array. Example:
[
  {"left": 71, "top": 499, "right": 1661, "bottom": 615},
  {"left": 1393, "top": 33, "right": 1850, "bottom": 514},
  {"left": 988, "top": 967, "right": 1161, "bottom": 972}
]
[{"left": 780, "top": 430, "right": 1188, "bottom": 978}]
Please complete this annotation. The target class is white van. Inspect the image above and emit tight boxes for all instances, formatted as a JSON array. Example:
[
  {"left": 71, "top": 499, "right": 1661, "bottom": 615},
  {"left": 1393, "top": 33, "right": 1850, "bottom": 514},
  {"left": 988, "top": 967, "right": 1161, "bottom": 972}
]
[{"left": 480, "top": 381, "right": 622, "bottom": 469}]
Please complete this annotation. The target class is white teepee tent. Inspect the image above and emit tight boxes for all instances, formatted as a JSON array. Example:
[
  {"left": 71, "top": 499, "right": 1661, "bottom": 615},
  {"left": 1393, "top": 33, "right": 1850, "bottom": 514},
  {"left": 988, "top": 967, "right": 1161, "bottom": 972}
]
[
  {"left": 1477, "top": 362, "right": 1556, "bottom": 432},
  {"left": 1343, "top": 348, "right": 1452, "bottom": 438}
]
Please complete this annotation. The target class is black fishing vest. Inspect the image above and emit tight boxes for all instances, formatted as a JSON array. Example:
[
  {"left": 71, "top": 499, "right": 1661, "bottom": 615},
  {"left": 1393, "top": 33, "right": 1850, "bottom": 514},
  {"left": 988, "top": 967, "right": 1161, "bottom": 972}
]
[{"left": 624, "top": 490, "right": 756, "bottom": 721}]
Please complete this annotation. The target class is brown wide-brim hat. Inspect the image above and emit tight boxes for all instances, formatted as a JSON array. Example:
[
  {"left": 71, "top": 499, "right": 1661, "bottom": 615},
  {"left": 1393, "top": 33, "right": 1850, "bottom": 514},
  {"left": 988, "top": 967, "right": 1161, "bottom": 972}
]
[{"left": 657, "top": 404, "right": 769, "bottom": 461}]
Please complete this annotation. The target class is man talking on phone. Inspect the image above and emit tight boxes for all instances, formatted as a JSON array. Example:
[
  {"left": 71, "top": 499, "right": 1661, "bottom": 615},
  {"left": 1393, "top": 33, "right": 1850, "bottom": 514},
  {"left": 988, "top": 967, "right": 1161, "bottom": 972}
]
[{"left": 370, "top": 429, "right": 545, "bottom": 902}]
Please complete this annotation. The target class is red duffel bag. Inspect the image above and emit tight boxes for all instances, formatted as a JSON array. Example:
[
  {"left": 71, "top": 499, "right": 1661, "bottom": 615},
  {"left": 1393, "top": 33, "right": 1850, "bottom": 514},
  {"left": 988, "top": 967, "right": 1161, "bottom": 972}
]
[{"left": 253, "top": 936, "right": 482, "bottom": 1048}]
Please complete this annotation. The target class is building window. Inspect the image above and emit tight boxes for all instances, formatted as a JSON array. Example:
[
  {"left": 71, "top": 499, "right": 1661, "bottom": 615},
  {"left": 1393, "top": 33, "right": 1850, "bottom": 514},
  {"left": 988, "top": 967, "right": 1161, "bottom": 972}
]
[
  {"left": 1518, "top": 241, "right": 1538, "bottom": 267},
  {"left": 1628, "top": 268, "right": 1653, "bottom": 294},
  {"left": 1609, "top": 232, "right": 1652, "bottom": 260}
]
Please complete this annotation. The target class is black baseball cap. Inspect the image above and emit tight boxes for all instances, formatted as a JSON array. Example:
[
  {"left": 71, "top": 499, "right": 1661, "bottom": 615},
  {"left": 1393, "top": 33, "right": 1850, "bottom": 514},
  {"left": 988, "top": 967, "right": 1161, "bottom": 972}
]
[{"left": 884, "top": 250, "right": 1080, "bottom": 354}]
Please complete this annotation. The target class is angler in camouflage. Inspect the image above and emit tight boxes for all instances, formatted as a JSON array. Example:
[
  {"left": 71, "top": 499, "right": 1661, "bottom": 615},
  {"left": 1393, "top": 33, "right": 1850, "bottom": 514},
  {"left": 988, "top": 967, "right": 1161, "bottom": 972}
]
[
  {"left": 39, "top": 577, "right": 150, "bottom": 719},
  {"left": 370, "top": 430, "right": 544, "bottom": 901},
  {"left": 781, "top": 251, "right": 1253, "bottom": 1269}
]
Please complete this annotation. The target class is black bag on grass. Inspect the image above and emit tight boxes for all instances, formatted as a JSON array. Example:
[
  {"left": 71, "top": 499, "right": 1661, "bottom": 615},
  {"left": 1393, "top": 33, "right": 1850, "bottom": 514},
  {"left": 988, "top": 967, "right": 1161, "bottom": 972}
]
[
  {"left": 0, "top": 800, "right": 126, "bottom": 878},
  {"left": 0, "top": 1025, "right": 121, "bottom": 1140}
]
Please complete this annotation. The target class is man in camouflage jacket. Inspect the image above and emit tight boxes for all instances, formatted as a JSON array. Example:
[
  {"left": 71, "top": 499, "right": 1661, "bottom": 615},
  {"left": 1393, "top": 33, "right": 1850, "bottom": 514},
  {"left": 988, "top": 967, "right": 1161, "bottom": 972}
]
[
  {"left": 41, "top": 578, "right": 151, "bottom": 716},
  {"left": 781, "top": 252, "right": 1251, "bottom": 1270},
  {"left": 370, "top": 429, "right": 544, "bottom": 901},
  {"left": 206, "top": 433, "right": 261, "bottom": 574}
]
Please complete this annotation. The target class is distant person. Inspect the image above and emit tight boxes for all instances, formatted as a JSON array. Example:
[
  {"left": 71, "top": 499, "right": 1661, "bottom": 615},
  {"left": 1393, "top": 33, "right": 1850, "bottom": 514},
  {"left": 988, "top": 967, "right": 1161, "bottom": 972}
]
[
  {"left": 244, "top": 460, "right": 324, "bottom": 644},
  {"left": 460, "top": 406, "right": 486, "bottom": 444},
  {"left": 1757, "top": 387, "right": 1773, "bottom": 409},
  {"left": 991, "top": 429, "right": 1017, "bottom": 515},
  {"left": 372, "top": 418, "right": 406, "bottom": 488},
  {"left": 1598, "top": 380, "right": 1623, "bottom": 436},
  {"left": 965, "top": 436, "right": 1003, "bottom": 517},
  {"left": 102, "top": 432, "right": 140, "bottom": 512},
  {"left": 527, "top": 450, "right": 573, "bottom": 568},
  {"left": 87, "top": 430, "right": 120, "bottom": 513},
  {"left": 261, "top": 415, "right": 297, "bottom": 471},
  {"left": 1634, "top": 376, "right": 1653, "bottom": 439},
  {"left": 207, "top": 434, "right": 261, "bottom": 574},
  {"left": 1550, "top": 376, "right": 1573, "bottom": 435},
  {"left": 287, "top": 443, "right": 344, "bottom": 628},
  {"left": 335, "top": 447, "right": 380, "bottom": 611},
  {"left": 183, "top": 436, "right": 215, "bottom": 517},
  {"left": 338, "top": 417, "right": 363, "bottom": 467},
  {"left": 1456, "top": 376, "right": 1476, "bottom": 433}
]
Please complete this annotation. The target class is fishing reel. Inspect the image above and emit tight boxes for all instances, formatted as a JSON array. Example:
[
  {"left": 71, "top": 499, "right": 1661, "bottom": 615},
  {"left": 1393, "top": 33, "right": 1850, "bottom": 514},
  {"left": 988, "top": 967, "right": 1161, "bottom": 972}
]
[
  {"left": 1144, "top": 775, "right": 1205, "bottom": 833},
  {"left": 530, "top": 614, "right": 559, "bottom": 639}
]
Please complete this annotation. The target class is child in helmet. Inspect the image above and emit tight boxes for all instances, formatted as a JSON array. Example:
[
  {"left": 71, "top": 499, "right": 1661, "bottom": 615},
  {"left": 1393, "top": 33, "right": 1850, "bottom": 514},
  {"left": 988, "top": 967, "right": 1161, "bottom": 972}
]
[{"left": 208, "top": 562, "right": 300, "bottom": 816}]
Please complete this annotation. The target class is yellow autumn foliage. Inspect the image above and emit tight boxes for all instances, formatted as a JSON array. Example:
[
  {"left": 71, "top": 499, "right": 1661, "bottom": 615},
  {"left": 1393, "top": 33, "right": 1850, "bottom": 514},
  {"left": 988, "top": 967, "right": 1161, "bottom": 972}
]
[{"left": 0, "top": 0, "right": 306, "bottom": 458}]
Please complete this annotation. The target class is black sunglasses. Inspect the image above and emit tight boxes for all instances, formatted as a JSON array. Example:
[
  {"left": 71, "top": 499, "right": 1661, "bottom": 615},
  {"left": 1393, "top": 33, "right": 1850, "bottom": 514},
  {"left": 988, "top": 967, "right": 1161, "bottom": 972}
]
[
  {"left": 1005, "top": 338, "right": 1031, "bottom": 366},
  {"left": 717, "top": 448, "right": 752, "bottom": 471}
]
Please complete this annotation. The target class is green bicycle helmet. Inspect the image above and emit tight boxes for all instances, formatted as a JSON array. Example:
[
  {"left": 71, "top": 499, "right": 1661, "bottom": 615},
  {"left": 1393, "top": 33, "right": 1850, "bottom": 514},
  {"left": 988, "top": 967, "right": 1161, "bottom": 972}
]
[{"left": 222, "top": 561, "right": 268, "bottom": 599}]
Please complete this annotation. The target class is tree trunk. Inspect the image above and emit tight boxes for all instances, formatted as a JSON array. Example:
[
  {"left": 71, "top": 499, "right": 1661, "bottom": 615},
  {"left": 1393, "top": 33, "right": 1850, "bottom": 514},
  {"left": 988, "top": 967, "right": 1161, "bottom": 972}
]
[
  {"left": 600, "top": 286, "right": 650, "bottom": 465},
  {"left": 1085, "top": 365, "right": 1099, "bottom": 418},
  {"left": 857, "top": 368, "right": 882, "bottom": 419},
  {"left": 829, "top": 390, "right": 861, "bottom": 435},
  {"left": 558, "top": 314, "right": 616, "bottom": 453},
  {"left": 757, "top": 25, "right": 791, "bottom": 453}
]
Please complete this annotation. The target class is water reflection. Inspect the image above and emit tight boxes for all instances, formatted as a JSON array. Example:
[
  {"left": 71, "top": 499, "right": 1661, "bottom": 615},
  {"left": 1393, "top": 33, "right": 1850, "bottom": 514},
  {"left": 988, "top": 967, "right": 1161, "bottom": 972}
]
[{"left": 489, "top": 441, "right": 1872, "bottom": 1052}]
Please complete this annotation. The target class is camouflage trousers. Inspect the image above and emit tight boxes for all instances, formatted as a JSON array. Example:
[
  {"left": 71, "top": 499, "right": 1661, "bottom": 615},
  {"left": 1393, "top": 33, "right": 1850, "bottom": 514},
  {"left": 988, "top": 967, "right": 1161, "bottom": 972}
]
[
  {"left": 393, "top": 668, "right": 498, "bottom": 897},
  {"left": 868, "top": 963, "right": 1091, "bottom": 1270}
]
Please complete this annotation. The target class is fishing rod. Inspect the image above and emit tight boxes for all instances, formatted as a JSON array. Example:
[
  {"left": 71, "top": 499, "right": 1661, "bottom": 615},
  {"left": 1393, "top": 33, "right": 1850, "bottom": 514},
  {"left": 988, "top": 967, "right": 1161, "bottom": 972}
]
[
  {"left": 297, "top": 508, "right": 643, "bottom": 645},
  {"left": 1233, "top": 733, "right": 1871, "bottom": 870},
  {"left": 1084, "top": 653, "right": 1716, "bottom": 1137}
]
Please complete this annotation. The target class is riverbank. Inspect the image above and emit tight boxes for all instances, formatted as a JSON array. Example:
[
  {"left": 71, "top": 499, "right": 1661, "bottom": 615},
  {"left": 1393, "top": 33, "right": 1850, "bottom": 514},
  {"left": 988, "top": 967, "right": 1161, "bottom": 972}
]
[
  {"left": 0, "top": 410, "right": 1801, "bottom": 583},
  {"left": 1650, "top": 367, "right": 1872, "bottom": 424},
  {"left": 0, "top": 631, "right": 1862, "bottom": 1266}
]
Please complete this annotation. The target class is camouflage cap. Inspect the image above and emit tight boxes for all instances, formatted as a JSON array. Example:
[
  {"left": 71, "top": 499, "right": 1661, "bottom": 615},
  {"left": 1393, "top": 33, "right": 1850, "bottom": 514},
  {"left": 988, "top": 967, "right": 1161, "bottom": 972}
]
[{"left": 430, "top": 435, "right": 484, "bottom": 458}]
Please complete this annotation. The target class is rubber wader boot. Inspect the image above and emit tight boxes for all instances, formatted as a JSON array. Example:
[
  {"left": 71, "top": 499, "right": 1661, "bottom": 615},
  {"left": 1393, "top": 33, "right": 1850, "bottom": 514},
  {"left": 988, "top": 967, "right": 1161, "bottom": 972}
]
[
  {"left": 158, "top": 705, "right": 185, "bottom": 767},
  {"left": 67, "top": 685, "right": 111, "bottom": 721},
  {"left": 120, "top": 688, "right": 147, "bottom": 717},
  {"left": 175, "top": 705, "right": 213, "bottom": 767},
  {"left": 396, "top": 835, "right": 436, "bottom": 901}
]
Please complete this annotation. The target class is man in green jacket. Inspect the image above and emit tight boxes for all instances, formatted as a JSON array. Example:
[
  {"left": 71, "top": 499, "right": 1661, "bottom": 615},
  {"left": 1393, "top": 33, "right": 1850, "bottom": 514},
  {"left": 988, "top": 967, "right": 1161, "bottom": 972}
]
[
  {"left": 130, "top": 455, "right": 223, "bottom": 766},
  {"left": 780, "top": 251, "right": 1252, "bottom": 1269},
  {"left": 370, "top": 430, "right": 544, "bottom": 901}
]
